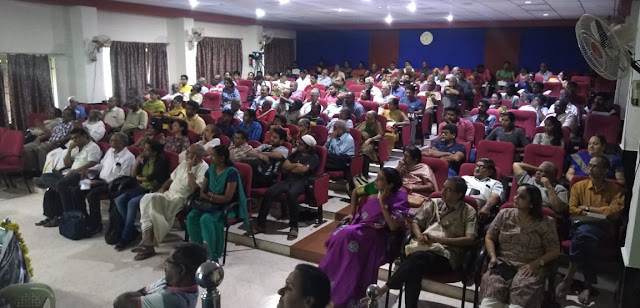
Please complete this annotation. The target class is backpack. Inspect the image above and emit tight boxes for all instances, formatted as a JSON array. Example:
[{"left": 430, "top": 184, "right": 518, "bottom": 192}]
[
  {"left": 104, "top": 201, "right": 124, "bottom": 245},
  {"left": 59, "top": 211, "right": 86, "bottom": 240}
]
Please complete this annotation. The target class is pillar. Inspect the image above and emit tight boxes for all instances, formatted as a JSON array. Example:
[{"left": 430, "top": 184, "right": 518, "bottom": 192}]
[{"left": 66, "top": 6, "right": 104, "bottom": 105}]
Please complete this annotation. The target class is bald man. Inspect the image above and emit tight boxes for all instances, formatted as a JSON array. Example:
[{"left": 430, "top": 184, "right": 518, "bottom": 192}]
[{"left": 197, "top": 77, "right": 209, "bottom": 94}]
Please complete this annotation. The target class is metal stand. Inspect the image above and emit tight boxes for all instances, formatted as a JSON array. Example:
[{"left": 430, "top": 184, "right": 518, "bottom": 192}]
[
  {"left": 196, "top": 261, "right": 224, "bottom": 308},
  {"left": 366, "top": 284, "right": 381, "bottom": 308}
]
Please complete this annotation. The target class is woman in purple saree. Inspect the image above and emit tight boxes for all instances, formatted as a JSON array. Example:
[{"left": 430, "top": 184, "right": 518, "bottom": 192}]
[{"left": 319, "top": 167, "right": 410, "bottom": 308}]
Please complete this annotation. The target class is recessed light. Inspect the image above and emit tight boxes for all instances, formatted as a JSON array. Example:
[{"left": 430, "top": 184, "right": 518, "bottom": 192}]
[
  {"left": 445, "top": 14, "right": 453, "bottom": 22},
  {"left": 407, "top": 1, "right": 416, "bottom": 12},
  {"left": 385, "top": 14, "right": 393, "bottom": 24},
  {"left": 279, "top": 0, "right": 289, "bottom": 3},
  {"left": 189, "top": 0, "right": 198, "bottom": 8},
  {"left": 256, "top": 8, "right": 265, "bottom": 18},
  {"left": 525, "top": 1, "right": 531, "bottom": 3},
  {"left": 543, "top": 13, "right": 549, "bottom": 16},
  {"left": 334, "top": 8, "right": 343, "bottom": 12}
]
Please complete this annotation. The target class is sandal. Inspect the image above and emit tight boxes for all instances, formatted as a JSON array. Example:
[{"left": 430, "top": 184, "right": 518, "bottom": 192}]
[
  {"left": 42, "top": 217, "right": 59, "bottom": 228},
  {"left": 134, "top": 246, "right": 156, "bottom": 261},
  {"left": 35, "top": 218, "right": 51, "bottom": 226},
  {"left": 287, "top": 228, "right": 299, "bottom": 240},
  {"left": 131, "top": 245, "right": 145, "bottom": 253}
]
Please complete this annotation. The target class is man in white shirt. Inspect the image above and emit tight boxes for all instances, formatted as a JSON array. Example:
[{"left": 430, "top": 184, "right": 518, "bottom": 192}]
[
  {"left": 536, "top": 62, "right": 553, "bottom": 81},
  {"left": 197, "top": 77, "right": 209, "bottom": 94},
  {"left": 161, "top": 84, "right": 181, "bottom": 101},
  {"left": 519, "top": 95, "right": 549, "bottom": 126},
  {"left": 461, "top": 158, "right": 503, "bottom": 223},
  {"left": 541, "top": 99, "right": 578, "bottom": 137},
  {"left": 103, "top": 97, "right": 125, "bottom": 131},
  {"left": 375, "top": 84, "right": 396, "bottom": 104},
  {"left": 364, "top": 77, "right": 382, "bottom": 102},
  {"left": 317, "top": 69, "right": 332, "bottom": 87},
  {"left": 388, "top": 62, "right": 399, "bottom": 74},
  {"left": 291, "top": 61, "right": 301, "bottom": 75},
  {"left": 134, "top": 144, "right": 209, "bottom": 261},
  {"left": 296, "top": 69, "right": 311, "bottom": 90},
  {"left": 83, "top": 110, "right": 106, "bottom": 142},
  {"left": 77, "top": 132, "right": 135, "bottom": 236},
  {"left": 300, "top": 89, "right": 324, "bottom": 117},
  {"left": 546, "top": 89, "right": 579, "bottom": 116}
]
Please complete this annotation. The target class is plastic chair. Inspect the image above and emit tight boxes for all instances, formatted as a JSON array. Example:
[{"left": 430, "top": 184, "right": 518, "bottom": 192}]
[{"left": 0, "top": 282, "right": 56, "bottom": 308}]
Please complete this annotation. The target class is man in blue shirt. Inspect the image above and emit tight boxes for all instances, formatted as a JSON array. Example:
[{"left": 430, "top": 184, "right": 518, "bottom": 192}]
[
  {"left": 324, "top": 120, "right": 355, "bottom": 171},
  {"left": 234, "top": 109, "right": 262, "bottom": 141},
  {"left": 470, "top": 99, "right": 496, "bottom": 136},
  {"left": 390, "top": 77, "right": 406, "bottom": 99},
  {"left": 399, "top": 85, "right": 424, "bottom": 114},
  {"left": 343, "top": 92, "right": 365, "bottom": 120},
  {"left": 251, "top": 85, "right": 272, "bottom": 110},
  {"left": 423, "top": 124, "right": 466, "bottom": 175},
  {"left": 68, "top": 96, "right": 87, "bottom": 120}
]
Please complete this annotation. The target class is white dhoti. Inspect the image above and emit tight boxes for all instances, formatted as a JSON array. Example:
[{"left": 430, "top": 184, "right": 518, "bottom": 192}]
[{"left": 139, "top": 192, "right": 187, "bottom": 245}]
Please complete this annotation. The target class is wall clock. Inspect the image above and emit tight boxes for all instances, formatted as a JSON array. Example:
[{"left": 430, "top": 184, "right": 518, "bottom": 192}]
[{"left": 420, "top": 31, "right": 433, "bottom": 45}]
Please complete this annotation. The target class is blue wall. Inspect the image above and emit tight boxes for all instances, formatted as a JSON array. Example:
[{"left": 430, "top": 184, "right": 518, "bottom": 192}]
[
  {"left": 398, "top": 28, "right": 487, "bottom": 70},
  {"left": 296, "top": 30, "right": 371, "bottom": 69},
  {"left": 518, "top": 27, "right": 588, "bottom": 73}
]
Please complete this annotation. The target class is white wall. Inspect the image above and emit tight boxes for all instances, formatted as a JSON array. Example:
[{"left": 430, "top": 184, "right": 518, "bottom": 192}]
[
  {"left": 265, "top": 27, "right": 297, "bottom": 39},
  {"left": 98, "top": 11, "right": 169, "bottom": 43}
]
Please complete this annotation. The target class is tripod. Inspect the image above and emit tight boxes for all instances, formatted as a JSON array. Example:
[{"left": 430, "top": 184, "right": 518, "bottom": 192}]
[{"left": 250, "top": 54, "right": 265, "bottom": 99}]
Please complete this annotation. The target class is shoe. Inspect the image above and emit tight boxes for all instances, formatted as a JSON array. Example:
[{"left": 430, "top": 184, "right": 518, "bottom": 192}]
[
  {"left": 86, "top": 226, "right": 103, "bottom": 238},
  {"left": 42, "top": 217, "right": 59, "bottom": 228},
  {"left": 35, "top": 218, "right": 51, "bottom": 226},
  {"left": 287, "top": 228, "right": 299, "bottom": 240},
  {"left": 115, "top": 239, "right": 133, "bottom": 251},
  {"left": 131, "top": 245, "right": 145, "bottom": 253},
  {"left": 134, "top": 246, "right": 156, "bottom": 261}
]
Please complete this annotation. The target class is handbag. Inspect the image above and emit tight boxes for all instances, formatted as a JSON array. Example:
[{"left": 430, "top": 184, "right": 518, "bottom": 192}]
[
  {"left": 59, "top": 211, "right": 87, "bottom": 240},
  {"left": 104, "top": 201, "right": 124, "bottom": 245},
  {"left": 404, "top": 203, "right": 450, "bottom": 258},
  {"left": 189, "top": 197, "right": 224, "bottom": 213},
  {"left": 407, "top": 194, "right": 427, "bottom": 208}
]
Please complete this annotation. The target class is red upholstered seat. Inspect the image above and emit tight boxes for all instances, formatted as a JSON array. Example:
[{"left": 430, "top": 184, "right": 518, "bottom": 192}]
[
  {"left": 571, "top": 76, "right": 590, "bottom": 83},
  {"left": 201, "top": 114, "right": 215, "bottom": 125},
  {"left": 471, "top": 122, "right": 485, "bottom": 148},
  {"left": 309, "top": 125, "right": 328, "bottom": 146},
  {"left": 127, "top": 146, "right": 143, "bottom": 157},
  {"left": 28, "top": 113, "right": 48, "bottom": 128},
  {"left": 247, "top": 140, "right": 261, "bottom": 148},
  {"left": 202, "top": 92, "right": 221, "bottom": 110},
  {"left": 0, "top": 130, "right": 30, "bottom": 192},
  {"left": 510, "top": 109, "right": 537, "bottom": 139},
  {"left": 359, "top": 100, "right": 379, "bottom": 113},
  {"left": 347, "top": 84, "right": 365, "bottom": 94},
  {"left": 236, "top": 85, "right": 249, "bottom": 102},
  {"left": 523, "top": 144, "right": 565, "bottom": 180},
  {"left": 186, "top": 130, "right": 199, "bottom": 144},
  {"left": 421, "top": 157, "right": 448, "bottom": 190},
  {"left": 583, "top": 114, "right": 621, "bottom": 145},
  {"left": 219, "top": 135, "right": 230, "bottom": 147},
  {"left": 476, "top": 140, "right": 514, "bottom": 179}
]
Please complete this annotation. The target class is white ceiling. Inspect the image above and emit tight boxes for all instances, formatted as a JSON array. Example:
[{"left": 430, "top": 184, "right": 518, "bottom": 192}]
[{"left": 120, "top": 0, "right": 618, "bottom": 25}]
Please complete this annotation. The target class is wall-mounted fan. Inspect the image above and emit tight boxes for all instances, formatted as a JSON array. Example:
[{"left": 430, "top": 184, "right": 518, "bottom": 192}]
[
  {"left": 259, "top": 32, "right": 273, "bottom": 51},
  {"left": 88, "top": 35, "right": 111, "bottom": 61},
  {"left": 576, "top": 14, "right": 639, "bottom": 80},
  {"left": 186, "top": 27, "right": 204, "bottom": 50}
]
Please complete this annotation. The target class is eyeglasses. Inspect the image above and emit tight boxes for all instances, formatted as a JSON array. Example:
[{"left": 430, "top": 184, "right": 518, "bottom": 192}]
[{"left": 475, "top": 164, "right": 486, "bottom": 170}]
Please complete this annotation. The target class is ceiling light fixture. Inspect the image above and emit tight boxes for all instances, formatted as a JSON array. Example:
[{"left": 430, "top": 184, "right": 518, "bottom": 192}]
[
  {"left": 524, "top": 1, "right": 531, "bottom": 3},
  {"left": 445, "top": 14, "right": 453, "bottom": 22},
  {"left": 336, "top": 8, "right": 343, "bottom": 12},
  {"left": 189, "top": 0, "right": 198, "bottom": 9},
  {"left": 256, "top": 8, "right": 265, "bottom": 18},
  {"left": 543, "top": 13, "right": 549, "bottom": 16},
  {"left": 407, "top": 1, "right": 417, "bottom": 12},
  {"left": 385, "top": 14, "right": 393, "bottom": 24},
  {"left": 279, "top": 0, "right": 290, "bottom": 4}
]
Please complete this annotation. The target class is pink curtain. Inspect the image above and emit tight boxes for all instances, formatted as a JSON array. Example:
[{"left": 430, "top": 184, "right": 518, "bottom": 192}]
[
  {"left": 196, "top": 37, "right": 243, "bottom": 80},
  {"left": 110, "top": 41, "right": 148, "bottom": 103},
  {"left": 147, "top": 43, "right": 169, "bottom": 92},
  {"left": 7, "top": 54, "right": 54, "bottom": 130},
  {"left": 265, "top": 38, "right": 295, "bottom": 74}
]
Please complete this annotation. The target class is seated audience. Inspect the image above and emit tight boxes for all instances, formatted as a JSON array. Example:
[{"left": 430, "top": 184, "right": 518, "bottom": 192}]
[
  {"left": 503, "top": 83, "right": 521, "bottom": 109},
  {"left": 318, "top": 69, "right": 332, "bottom": 87},
  {"left": 364, "top": 77, "right": 382, "bottom": 102},
  {"left": 160, "top": 83, "right": 181, "bottom": 101},
  {"left": 462, "top": 158, "right": 503, "bottom": 222},
  {"left": 324, "top": 84, "right": 339, "bottom": 104},
  {"left": 357, "top": 111, "right": 385, "bottom": 176},
  {"left": 584, "top": 92, "right": 616, "bottom": 117},
  {"left": 513, "top": 161, "right": 568, "bottom": 213},
  {"left": 290, "top": 81, "right": 304, "bottom": 100},
  {"left": 197, "top": 77, "right": 209, "bottom": 94},
  {"left": 320, "top": 168, "right": 409, "bottom": 308},
  {"left": 487, "top": 112, "right": 529, "bottom": 153},
  {"left": 181, "top": 124, "right": 220, "bottom": 161},
  {"left": 253, "top": 75, "right": 272, "bottom": 94},
  {"left": 251, "top": 85, "right": 273, "bottom": 110},
  {"left": 122, "top": 98, "right": 149, "bottom": 135},
  {"left": 103, "top": 97, "right": 125, "bottom": 131},
  {"left": 343, "top": 91, "right": 365, "bottom": 120},
  {"left": 235, "top": 109, "right": 262, "bottom": 141},
  {"left": 304, "top": 104, "right": 324, "bottom": 126},
  {"left": 334, "top": 76, "right": 348, "bottom": 92},
  {"left": 381, "top": 97, "right": 409, "bottom": 154},
  {"left": 178, "top": 74, "right": 193, "bottom": 94},
  {"left": 296, "top": 70, "right": 311, "bottom": 90},
  {"left": 327, "top": 107, "right": 354, "bottom": 134},
  {"left": 367, "top": 176, "right": 475, "bottom": 308},
  {"left": 224, "top": 98, "right": 244, "bottom": 121},
  {"left": 68, "top": 96, "right": 88, "bottom": 120},
  {"left": 113, "top": 243, "right": 206, "bottom": 308},
  {"left": 133, "top": 144, "right": 208, "bottom": 261},
  {"left": 547, "top": 89, "right": 579, "bottom": 116},
  {"left": 114, "top": 140, "right": 169, "bottom": 250},
  {"left": 161, "top": 95, "right": 186, "bottom": 129},
  {"left": 456, "top": 71, "right": 475, "bottom": 101},
  {"left": 390, "top": 77, "right": 406, "bottom": 99},
  {"left": 164, "top": 120, "right": 191, "bottom": 154},
  {"left": 489, "top": 93, "right": 507, "bottom": 114},
  {"left": 397, "top": 145, "right": 438, "bottom": 206},
  {"left": 300, "top": 89, "right": 324, "bottom": 117},
  {"left": 24, "top": 108, "right": 75, "bottom": 171},
  {"left": 256, "top": 99, "right": 275, "bottom": 123},
  {"left": 557, "top": 155, "right": 624, "bottom": 304},
  {"left": 324, "top": 120, "right": 355, "bottom": 171},
  {"left": 541, "top": 99, "right": 578, "bottom": 137},
  {"left": 277, "top": 264, "right": 331, "bottom": 308},
  {"left": 351, "top": 61, "right": 367, "bottom": 79},
  {"left": 515, "top": 68, "right": 528, "bottom": 83},
  {"left": 304, "top": 74, "right": 324, "bottom": 92},
  {"left": 186, "top": 145, "right": 249, "bottom": 262},
  {"left": 83, "top": 109, "right": 106, "bottom": 142},
  {"left": 216, "top": 109, "right": 235, "bottom": 139},
  {"left": 442, "top": 77, "right": 462, "bottom": 108},
  {"left": 253, "top": 135, "right": 320, "bottom": 240},
  {"left": 221, "top": 78, "right": 240, "bottom": 108},
  {"left": 519, "top": 95, "right": 548, "bottom": 126},
  {"left": 26, "top": 108, "right": 63, "bottom": 142},
  {"left": 533, "top": 116, "right": 565, "bottom": 148},
  {"left": 479, "top": 185, "right": 560, "bottom": 308},
  {"left": 423, "top": 124, "right": 466, "bottom": 175},
  {"left": 330, "top": 66, "right": 345, "bottom": 83},
  {"left": 285, "top": 100, "right": 303, "bottom": 124},
  {"left": 470, "top": 99, "right": 497, "bottom": 137},
  {"left": 517, "top": 73, "right": 535, "bottom": 93},
  {"left": 417, "top": 79, "right": 440, "bottom": 115},
  {"left": 536, "top": 62, "right": 553, "bottom": 81},
  {"left": 566, "top": 135, "right": 624, "bottom": 184},
  {"left": 241, "top": 127, "right": 289, "bottom": 188},
  {"left": 134, "top": 118, "right": 165, "bottom": 147},
  {"left": 184, "top": 100, "right": 206, "bottom": 134},
  {"left": 399, "top": 85, "right": 424, "bottom": 114},
  {"left": 376, "top": 84, "right": 396, "bottom": 104},
  {"left": 229, "top": 130, "right": 253, "bottom": 162},
  {"left": 439, "top": 106, "right": 475, "bottom": 144},
  {"left": 143, "top": 89, "right": 167, "bottom": 117},
  {"left": 495, "top": 61, "right": 515, "bottom": 82}
]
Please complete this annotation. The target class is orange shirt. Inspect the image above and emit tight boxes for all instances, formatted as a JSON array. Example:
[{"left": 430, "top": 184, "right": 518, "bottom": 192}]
[{"left": 568, "top": 178, "right": 624, "bottom": 220}]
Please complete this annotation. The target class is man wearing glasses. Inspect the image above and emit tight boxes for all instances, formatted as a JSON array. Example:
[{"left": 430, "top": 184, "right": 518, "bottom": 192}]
[
  {"left": 113, "top": 243, "right": 207, "bottom": 308},
  {"left": 461, "top": 158, "right": 504, "bottom": 223},
  {"left": 423, "top": 124, "right": 466, "bottom": 176}
]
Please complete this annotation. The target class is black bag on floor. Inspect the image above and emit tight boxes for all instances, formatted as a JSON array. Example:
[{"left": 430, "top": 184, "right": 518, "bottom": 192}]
[
  {"left": 59, "top": 210, "right": 86, "bottom": 240},
  {"left": 104, "top": 201, "right": 123, "bottom": 245}
]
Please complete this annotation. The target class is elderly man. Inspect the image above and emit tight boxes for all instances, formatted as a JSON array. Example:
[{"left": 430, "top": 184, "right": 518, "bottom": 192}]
[
  {"left": 133, "top": 144, "right": 209, "bottom": 261},
  {"left": 113, "top": 243, "right": 207, "bottom": 308},
  {"left": 318, "top": 68, "right": 332, "bottom": 87},
  {"left": 289, "top": 81, "right": 304, "bottom": 100},
  {"left": 83, "top": 109, "right": 106, "bottom": 142},
  {"left": 74, "top": 132, "right": 135, "bottom": 236},
  {"left": 121, "top": 98, "right": 149, "bottom": 134},
  {"left": 184, "top": 100, "right": 206, "bottom": 134},
  {"left": 197, "top": 77, "right": 209, "bottom": 94},
  {"left": 161, "top": 83, "right": 181, "bottom": 101},
  {"left": 68, "top": 96, "right": 87, "bottom": 120},
  {"left": 300, "top": 89, "right": 324, "bottom": 117},
  {"left": 462, "top": 158, "right": 503, "bottom": 222},
  {"left": 375, "top": 84, "right": 397, "bottom": 104},
  {"left": 324, "top": 120, "right": 355, "bottom": 171},
  {"left": 24, "top": 108, "right": 76, "bottom": 171},
  {"left": 103, "top": 97, "right": 125, "bottom": 131},
  {"left": 442, "top": 77, "right": 462, "bottom": 108},
  {"left": 513, "top": 161, "right": 568, "bottom": 213},
  {"left": 364, "top": 77, "right": 382, "bottom": 102},
  {"left": 390, "top": 77, "right": 406, "bottom": 99},
  {"left": 252, "top": 85, "right": 273, "bottom": 111},
  {"left": 556, "top": 155, "right": 624, "bottom": 304},
  {"left": 343, "top": 91, "right": 365, "bottom": 120}
]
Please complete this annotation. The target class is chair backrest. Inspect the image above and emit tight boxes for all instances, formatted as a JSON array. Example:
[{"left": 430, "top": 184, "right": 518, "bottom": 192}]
[
  {"left": 127, "top": 146, "right": 143, "bottom": 157},
  {"left": 202, "top": 92, "right": 222, "bottom": 110},
  {"left": 396, "top": 103, "right": 409, "bottom": 114},
  {"left": 349, "top": 128, "right": 362, "bottom": 153},
  {"left": 571, "top": 75, "right": 590, "bottom": 83},
  {"left": 460, "top": 141, "right": 471, "bottom": 163},
  {"left": 471, "top": 122, "right": 485, "bottom": 147},
  {"left": 470, "top": 108, "right": 479, "bottom": 117},
  {"left": 583, "top": 114, "right": 621, "bottom": 145},
  {"left": 348, "top": 84, "right": 366, "bottom": 95},
  {"left": 500, "top": 202, "right": 556, "bottom": 218},
  {"left": 97, "top": 142, "right": 110, "bottom": 155},
  {"left": 501, "top": 99, "right": 512, "bottom": 109},
  {"left": 310, "top": 125, "right": 329, "bottom": 146},
  {"left": 236, "top": 85, "right": 249, "bottom": 102},
  {"left": 186, "top": 130, "right": 199, "bottom": 144},
  {"left": 421, "top": 157, "right": 449, "bottom": 190},
  {"left": 132, "top": 130, "right": 148, "bottom": 144},
  {"left": 164, "top": 151, "right": 180, "bottom": 172},
  {"left": 317, "top": 98, "right": 327, "bottom": 109},
  {"left": 238, "top": 79, "right": 254, "bottom": 89},
  {"left": 0, "top": 130, "right": 24, "bottom": 166},
  {"left": 534, "top": 75, "right": 544, "bottom": 82},
  {"left": 0, "top": 282, "right": 56, "bottom": 308},
  {"left": 318, "top": 113, "right": 329, "bottom": 125},
  {"left": 523, "top": 144, "right": 565, "bottom": 180},
  {"left": 201, "top": 114, "right": 216, "bottom": 125},
  {"left": 359, "top": 100, "right": 379, "bottom": 113},
  {"left": 476, "top": 140, "right": 515, "bottom": 178},
  {"left": 314, "top": 145, "right": 327, "bottom": 176},
  {"left": 258, "top": 120, "right": 269, "bottom": 142},
  {"left": 345, "top": 80, "right": 359, "bottom": 87},
  {"left": 247, "top": 140, "right": 261, "bottom": 148},
  {"left": 101, "top": 123, "right": 111, "bottom": 141},
  {"left": 429, "top": 191, "right": 478, "bottom": 210},
  {"left": 219, "top": 135, "right": 230, "bottom": 147},
  {"left": 510, "top": 109, "right": 537, "bottom": 138},
  {"left": 28, "top": 113, "right": 48, "bottom": 128},
  {"left": 233, "top": 161, "right": 252, "bottom": 202},
  {"left": 487, "top": 108, "right": 501, "bottom": 119}
]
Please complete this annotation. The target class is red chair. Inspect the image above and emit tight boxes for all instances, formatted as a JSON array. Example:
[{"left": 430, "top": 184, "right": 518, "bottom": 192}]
[
  {"left": 594, "top": 77, "right": 616, "bottom": 93},
  {"left": 510, "top": 109, "right": 537, "bottom": 139},
  {"left": 247, "top": 140, "right": 261, "bottom": 148},
  {"left": 421, "top": 157, "right": 449, "bottom": 190},
  {"left": 576, "top": 82, "right": 590, "bottom": 99},
  {"left": 219, "top": 135, "right": 230, "bottom": 147},
  {"left": 359, "top": 100, "right": 379, "bottom": 113},
  {"left": 317, "top": 98, "right": 327, "bottom": 109},
  {"left": 236, "top": 85, "right": 249, "bottom": 102},
  {"left": 0, "top": 130, "right": 29, "bottom": 192},
  {"left": 583, "top": 114, "right": 621, "bottom": 145},
  {"left": 460, "top": 141, "right": 471, "bottom": 163},
  {"left": 100, "top": 123, "right": 111, "bottom": 142},
  {"left": 186, "top": 130, "right": 199, "bottom": 144},
  {"left": 501, "top": 99, "right": 512, "bottom": 109},
  {"left": 309, "top": 125, "right": 328, "bottom": 146},
  {"left": 326, "top": 128, "right": 365, "bottom": 193},
  {"left": 201, "top": 114, "right": 215, "bottom": 125},
  {"left": 418, "top": 112, "right": 432, "bottom": 145},
  {"left": 543, "top": 82, "right": 563, "bottom": 97},
  {"left": 523, "top": 144, "right": 565, "bottom": 180},
  {"left": 127, "top": 146, "right": 143, "bottom": 157},
  {"left": 27, "top": 113, "right": 48, "bottom": 128},
  {"left": 284, "top": 124, "right": 299, "bottom": 139},
  {"left": 132, "top": 130, "right": 148, "bottom": 144},
  {"left": 164, "top": 151, "right": 179, "bottom": 172},
  {"left": 347, "top": 84, "right": 366, "bottom": 95},
  {"left": 97, "top": 142, "right": 110, "bottom": 155},
  {"left": 345, "top": 80, "right": 359, "bottom": 88},
  {"left": 476, "top": 140, "right": 515, "bottom": 179},
  {"left": 534, "top": 75, "right": 544, "bottom": 82},
  {"left": 231, "top": 118, "right": 241, "bottom": 126},
  {"left": 318, "top": 113, "right": 329, "bottom": 126},
  {"left": 258, "top": 120, "right": 269, "bottom": 143},
  {"left": 471, "top": 122, "right": 485, "bottom": 147},
  {"left": 237, "top": 79, "right": 253, "bottom": 89},
  {"left": 398, "top": 191, "right": 478, "bottom": 308},
  {"left": 571, "top": 76, "right": 590, "bottom": 83},
  {"left": 202, "top": 92, "right": 221, "bottom": 110}
]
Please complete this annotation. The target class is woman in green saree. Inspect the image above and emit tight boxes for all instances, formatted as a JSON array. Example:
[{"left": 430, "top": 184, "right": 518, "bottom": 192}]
[{"left": 186, "top": 145, "right": 249, "bottom": 262}]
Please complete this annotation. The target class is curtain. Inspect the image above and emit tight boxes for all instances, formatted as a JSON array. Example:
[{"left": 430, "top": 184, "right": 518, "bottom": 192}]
[
  {"left": 110, "top": 41, "right": 147, "bottom": 103},
  {"left": 265, "top": 38, "right": 295, "bottom": 74},
  {"left": 7, "top": 54, "right": 54, "bottom": 130},
  {"left": 147, "top": 43, "right": 169, "bottom": 92},
  {"left": 196, "top": 37, "right": 243, "bottom": 80},
  {"left": 0, "top": 67, "right": 7, "bottom": 127}
]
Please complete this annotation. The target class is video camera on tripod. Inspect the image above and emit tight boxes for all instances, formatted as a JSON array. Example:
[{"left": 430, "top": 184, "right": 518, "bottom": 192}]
[{"left": 249, "top": 51, "right": 264, "bottom": 61}]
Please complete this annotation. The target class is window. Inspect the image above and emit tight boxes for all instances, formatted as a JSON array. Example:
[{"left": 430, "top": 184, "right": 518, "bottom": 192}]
[{"left": 0, "top": 55, "right": 11, "bottom": 124}]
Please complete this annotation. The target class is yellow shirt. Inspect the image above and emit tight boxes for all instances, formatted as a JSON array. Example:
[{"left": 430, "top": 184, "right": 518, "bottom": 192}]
[
  {"left": 142, "top": 100, "right": 167, "bottom": 116},
  {"left": 163, "top": 108, "right": 186, "bottom": 129},
  {"left": 569, "top": 178, "right": 624, "bottom": 220},
  {"left": 185, "top": 114, "right": 206, "bottom": 134},
  {"left": 179, "top": 85, "right": 193, "bottom": 94}
]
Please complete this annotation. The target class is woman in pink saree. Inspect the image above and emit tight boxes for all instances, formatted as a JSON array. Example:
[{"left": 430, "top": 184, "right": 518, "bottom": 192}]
[
  {"left": 318, "top": 168, "right": 409, "bottom": 308},
  {"left": 397, "top": 145, "right": 438, "bottom": 207}
]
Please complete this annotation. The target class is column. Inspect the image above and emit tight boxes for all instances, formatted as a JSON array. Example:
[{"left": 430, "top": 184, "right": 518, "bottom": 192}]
[
  {"left": 167, "top": 18, "right": 196, "bottom": 84},
  {"left": 66, "top": 6, "right": 104, "bottom": 105}
]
